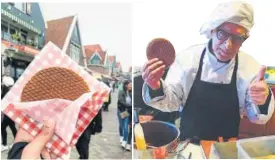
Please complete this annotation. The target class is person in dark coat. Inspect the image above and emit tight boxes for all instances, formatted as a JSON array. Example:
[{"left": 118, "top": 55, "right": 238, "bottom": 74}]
[
  {"left": 126, "top": 82, "right": 132, "bottom": 151},
  {"left": 102, "top": 81, "right": 111, "bottom": 111},
  {"left": 75, "top": 109, "right": 102, "bottom": 159},
  {"left": 117, "top": 81, "right": 132, "bottom": 149},
  {"left": 1, "top": 76, "right": 17, "bottom": 152}
]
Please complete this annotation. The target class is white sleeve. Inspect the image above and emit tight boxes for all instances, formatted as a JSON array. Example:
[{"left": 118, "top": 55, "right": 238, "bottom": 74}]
[
  {"left": 142, "top": 59, "right": 186, "bottom": 112},
  {"left": 245, "top": 86, "right": 275, "bottom": 124}
]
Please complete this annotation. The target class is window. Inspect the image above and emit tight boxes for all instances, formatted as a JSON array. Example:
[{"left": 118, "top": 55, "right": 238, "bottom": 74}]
[
  {"left": 14, "top": 3, "right": 31, "bottom": 14},
  {"left": 1, "top": 21, "right": 8, "bottom": 33},
  {"left": 16, "top": 68, "right": 25, "bottom": 79},
  {"left": 20, "top": 29, "right": 28, "bottom": 44},
  {"left": 71, "top": 26, "right": 80, "bottom": 43},
  {"left": 26, "top": 3, "right": 31, "bottom": 15},
  {"left": 14, "top": 3, "right": 25, "bottom": 12},
  {"left": 90, "top": 56, "right": 101, "bottom": 65},
  {"left": 1, "top": 23, "right": 8, "bottom": 40},
  {"left": 10, "top": 25, "right": 19, "bottom": 43},
  {"left": 70, "top": 43, "right": 81, "bottom": 64}
]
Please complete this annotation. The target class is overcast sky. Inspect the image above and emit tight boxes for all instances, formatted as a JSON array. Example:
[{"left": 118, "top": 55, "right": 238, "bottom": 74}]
[
  {"left": 40, "top": 3, "right": 132, "bottom": 72},
  {"left": 133, "top": 0, "right": 275, "bottom": 67}
]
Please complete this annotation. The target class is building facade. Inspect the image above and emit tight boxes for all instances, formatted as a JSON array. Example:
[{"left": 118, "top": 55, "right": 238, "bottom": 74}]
[
  {"left": 1, "top": 2, "right": 46, "bottom": 81},
  {"left": 45, "top": 15, "right": 86, "bottom": 67}
]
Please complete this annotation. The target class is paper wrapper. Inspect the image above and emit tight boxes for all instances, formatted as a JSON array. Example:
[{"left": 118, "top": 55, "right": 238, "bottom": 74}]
[{"left": 1, "top": 42, "right": 111, "bottom": 159}]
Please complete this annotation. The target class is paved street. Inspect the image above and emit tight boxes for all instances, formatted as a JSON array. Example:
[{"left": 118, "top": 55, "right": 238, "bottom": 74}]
[{"left": 1, "top": 90, "right": 132, "bottom": 159}]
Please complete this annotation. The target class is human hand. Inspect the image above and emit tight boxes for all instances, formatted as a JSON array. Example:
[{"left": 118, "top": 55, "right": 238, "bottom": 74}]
[
  {"left": 249, "top": 66, "right": 269, "bottom": 105},
  {"left": 142, "top": 58, "right": 166, "bottom": 90},
  {"left": 14, "top": 119, "right": 56, "bottom": 159}
]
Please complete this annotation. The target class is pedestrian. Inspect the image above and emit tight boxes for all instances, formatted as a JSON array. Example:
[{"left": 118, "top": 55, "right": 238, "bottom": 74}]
[
  {"left": 1, "top": 76, "right": 17, "bottom": 152},
  {"left": 117, "top": 80, "right": 132, "bottom": 149},
  {"left": 102, "top": 80, "right": 111, "bottom": 111},
  {"left": 76, "top": 109, "right": 102, "bottom": 159},
  {"left": 142, "top": 1, "right": 274, "bottom": 141},
  {"left": 126, "top": 82, "right": 132, "bottom": 151},
  {"left": 112, "top": 81, "right": 116, "bottom": 92}
]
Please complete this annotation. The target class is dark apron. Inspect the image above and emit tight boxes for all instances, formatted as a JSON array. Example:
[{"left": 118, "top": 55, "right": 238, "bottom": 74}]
[{"left": 180, "top": 49, "right": 240, "bottom": 141}]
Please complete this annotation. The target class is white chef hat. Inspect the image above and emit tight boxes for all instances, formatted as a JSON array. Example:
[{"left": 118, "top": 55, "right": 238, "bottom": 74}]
[
  {"left": 200, "top": 1, "right": 254, "bottom": 39},
  {"left": 2, "top": 76, "right": 14, "bottom": 87}
]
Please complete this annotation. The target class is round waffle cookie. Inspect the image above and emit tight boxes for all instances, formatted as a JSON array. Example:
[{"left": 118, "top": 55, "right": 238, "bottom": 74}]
[
  {"left": 21, "top": 67, "right": 90, "bottom": 102},
  {"left": 146, "top": 38, "right": 175, "bottom": 67}
]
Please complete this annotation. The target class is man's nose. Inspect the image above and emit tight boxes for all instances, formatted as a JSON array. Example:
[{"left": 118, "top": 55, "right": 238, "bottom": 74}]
[{"left": 224, "top": 37, "right": 233, "bottom": 49}]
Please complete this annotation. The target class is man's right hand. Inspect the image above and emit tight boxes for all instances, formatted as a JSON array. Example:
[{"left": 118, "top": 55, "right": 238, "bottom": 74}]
[{"left": 142, "top": 58, "right": 166, "bottom": 90}]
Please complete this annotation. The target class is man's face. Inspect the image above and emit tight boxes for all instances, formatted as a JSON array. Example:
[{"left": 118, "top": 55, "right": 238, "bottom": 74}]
[{"left": 211, "top": 22, "right": 248, "bottom": 62}]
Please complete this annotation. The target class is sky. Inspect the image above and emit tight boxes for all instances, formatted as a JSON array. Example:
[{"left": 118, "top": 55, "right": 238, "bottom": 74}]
[
  {"left": 40, "top": 3, "right": 132, "bottom": 72},
  {"left": 132, "top": 0, "right": 275, "bottom": 67}
]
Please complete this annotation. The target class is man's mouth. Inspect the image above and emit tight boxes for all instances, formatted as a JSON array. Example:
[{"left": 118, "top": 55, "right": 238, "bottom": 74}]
[{"left": 220, "top": 49, "right": 230, "bottom": 55}]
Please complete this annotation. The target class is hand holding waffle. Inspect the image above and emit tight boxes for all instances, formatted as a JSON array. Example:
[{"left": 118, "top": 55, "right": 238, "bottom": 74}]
[
  {"left": 142, "top": 38, "right": 175, "bottom": 90},
  {"left": 13, "top": 120, "right": 57, "bottom": 159},
  {"left": 142, "top": 58, "right": 165, "bottom": 90}
]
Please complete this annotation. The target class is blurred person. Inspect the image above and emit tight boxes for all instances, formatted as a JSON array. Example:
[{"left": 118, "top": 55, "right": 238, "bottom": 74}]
[
  {"left": 117, "top": 81, "right": 132, "bottom": 149},
  {"left": 1, "top": 76, "right": 17, "bottom": 152},
  {"left": 76, "top": 109, "right": 102, "bottom": 159}
]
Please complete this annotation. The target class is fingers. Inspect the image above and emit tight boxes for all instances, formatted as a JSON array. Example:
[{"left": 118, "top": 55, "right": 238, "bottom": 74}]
[
  {"left": 14, "top": 128, "right": 33, "bottom": 143},
  {"left": 142, "top": 59, "right": 166, "bottom": 90},
  {"left": 255, "top": 66, "right": 266, "bottom": 82},
  {"left": 147, "top": 64, "right": 166, "bottom": 80},
  {"left": 21, "top": 119, "right": 55, "bottom": 159},
  {"left": 251, "top": 98, "right": 265, "bottom": 105},
  {"left": 143, "top": 58, "right": 160, "bottom": 72},
  {"left": 250, "top": 83, "right": 266, "bottom": 91},
  {"left": 143, "top": 60, "right": 164, "bottom": 79}
]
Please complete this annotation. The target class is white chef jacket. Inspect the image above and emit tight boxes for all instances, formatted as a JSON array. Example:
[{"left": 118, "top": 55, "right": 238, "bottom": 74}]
[{"left": 142, "top": 42, "right": 274, "bottom": 125}]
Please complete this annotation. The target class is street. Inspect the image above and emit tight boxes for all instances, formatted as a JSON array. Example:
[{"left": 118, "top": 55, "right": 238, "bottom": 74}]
[{"left": 1, "top": 90, "right": 132, "bottom": 159}]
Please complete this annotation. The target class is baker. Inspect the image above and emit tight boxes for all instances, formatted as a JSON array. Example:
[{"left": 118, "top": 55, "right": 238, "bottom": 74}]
[{"left": 142, "top": 1, "right": 274, "bottom": 141}]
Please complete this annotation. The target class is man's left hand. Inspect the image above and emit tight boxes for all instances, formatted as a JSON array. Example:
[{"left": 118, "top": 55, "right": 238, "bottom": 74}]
[{"left": 249, "top": 66, "right": 269, "bottom": 105}]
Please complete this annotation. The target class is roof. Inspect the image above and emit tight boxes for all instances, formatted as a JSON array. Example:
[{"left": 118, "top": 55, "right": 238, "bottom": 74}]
[
  {"left": 108, "top": 55, "right": 116, "bottom": 65},
  {"left": 116, "top": 62, "right": 121, "bottom": 68},
  {"left": 84, "top": 44, "right": 106, "bottom": 64},
  {"left": 45, "top": 15, "right": 74, "bottom": 49}
]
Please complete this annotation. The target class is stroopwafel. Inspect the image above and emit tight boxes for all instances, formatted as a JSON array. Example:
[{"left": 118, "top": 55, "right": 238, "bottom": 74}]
[
  {"left": 21, "top": 67, "right": 90, "bottom": 102},
  {"left": 146, "top": 38, "right": 175, "bottom": 67}
]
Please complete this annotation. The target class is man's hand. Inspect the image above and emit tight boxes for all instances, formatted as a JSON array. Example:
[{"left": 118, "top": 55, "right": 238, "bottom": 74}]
[
  {"left": 14, "top": 119, "right": 56, "bottom": 159},
  {"left": 142, "top": 58, "right": 166, "bottom": 90},
  {"left": 249, "top": 66, "right": 269, "bottom": 105}
]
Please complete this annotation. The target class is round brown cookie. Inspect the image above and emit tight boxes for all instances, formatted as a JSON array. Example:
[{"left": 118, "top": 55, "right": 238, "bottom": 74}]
[
  {"left": 21, "top": 67, "right": 90, "bottom": 102},
  {"left": 146, "top": 38, "right": 175, "bottom": 67}
]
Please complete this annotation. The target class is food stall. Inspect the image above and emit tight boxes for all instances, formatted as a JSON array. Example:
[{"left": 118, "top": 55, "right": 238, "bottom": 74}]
[{"left": 134, "top": 67, "right": 275, "bottom": 159}]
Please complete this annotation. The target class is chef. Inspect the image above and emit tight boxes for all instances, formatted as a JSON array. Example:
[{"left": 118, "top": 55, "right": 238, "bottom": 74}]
[{"left": 142, "top": 1, "right": 274, "bottom": 141}]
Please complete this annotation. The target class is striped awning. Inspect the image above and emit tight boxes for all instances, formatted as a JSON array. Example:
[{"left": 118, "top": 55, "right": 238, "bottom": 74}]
[{"left": 1, "top": 8, "right": 41, "bottom": 34}]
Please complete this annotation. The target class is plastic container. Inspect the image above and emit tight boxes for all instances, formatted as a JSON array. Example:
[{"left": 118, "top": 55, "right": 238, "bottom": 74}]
[{"left": 236, "top": 135, "right": 275, "bottom": 159}]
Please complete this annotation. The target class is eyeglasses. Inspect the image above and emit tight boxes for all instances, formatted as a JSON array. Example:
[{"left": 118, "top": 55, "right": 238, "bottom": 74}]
[{"left": 216, "top": 29, "right": 248, "bottom": 44}]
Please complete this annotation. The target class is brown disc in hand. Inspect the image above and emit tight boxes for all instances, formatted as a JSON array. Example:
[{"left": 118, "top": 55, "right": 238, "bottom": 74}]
[
  {"left": 146, "top": 38, "right": 175, "bottom": 67},
  {"left": 21, "top": 67, "right": 90, "bottom": 102}
]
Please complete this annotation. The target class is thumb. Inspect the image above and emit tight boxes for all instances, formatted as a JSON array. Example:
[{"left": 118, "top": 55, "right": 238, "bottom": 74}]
[
  {"left": 255, "top": 66, "right": 266, "bottom": 82},
  {"left": 21, "top": 119, "right": 55, "bottom": 159}
]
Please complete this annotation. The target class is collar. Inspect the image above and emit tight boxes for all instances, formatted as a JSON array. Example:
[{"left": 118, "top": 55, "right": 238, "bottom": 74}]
[{"left": 205, "top": 40, "right": 235, "bottom": 68}]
